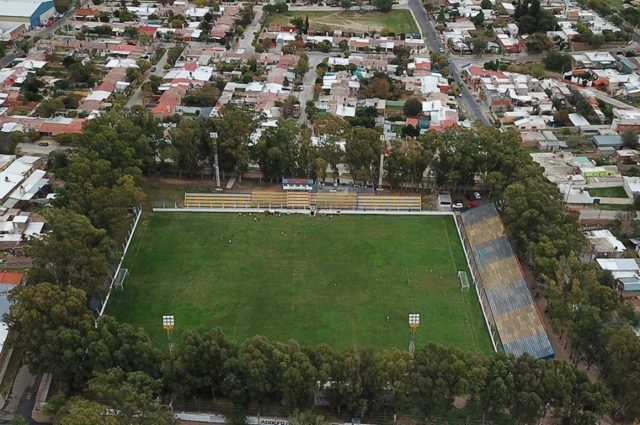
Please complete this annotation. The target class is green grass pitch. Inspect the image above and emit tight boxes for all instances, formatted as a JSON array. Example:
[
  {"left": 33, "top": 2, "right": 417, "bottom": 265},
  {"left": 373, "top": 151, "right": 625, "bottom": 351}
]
[{"left": 106, "top": 213, "right": 493, "bottom": 353}]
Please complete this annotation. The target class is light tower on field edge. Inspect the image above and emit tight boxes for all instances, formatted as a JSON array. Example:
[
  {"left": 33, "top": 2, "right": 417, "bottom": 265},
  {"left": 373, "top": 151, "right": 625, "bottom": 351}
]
[
  {"left": 163, "top": 315, "right": 175, "bottom": 354},
  {"left": 408, "top": 313, "right": 420, "bottom": 355}
]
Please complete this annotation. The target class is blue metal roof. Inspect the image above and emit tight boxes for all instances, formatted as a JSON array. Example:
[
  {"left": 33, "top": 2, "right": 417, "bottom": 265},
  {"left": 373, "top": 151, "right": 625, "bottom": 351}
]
[{"left": 592, "top": 135, "right": 622, "bottom": 147}]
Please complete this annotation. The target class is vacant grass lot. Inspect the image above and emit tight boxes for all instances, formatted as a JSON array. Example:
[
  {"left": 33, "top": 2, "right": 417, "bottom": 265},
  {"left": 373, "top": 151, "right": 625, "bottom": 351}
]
[
  {"left": 267, "top": 10, "right": 419, "bottom": 34},
  {"left": 588, "top": 186, "right": 628, "bottom": 198},
  {"left": 107, "top": 213, "right": 491, "bottom": 353}
]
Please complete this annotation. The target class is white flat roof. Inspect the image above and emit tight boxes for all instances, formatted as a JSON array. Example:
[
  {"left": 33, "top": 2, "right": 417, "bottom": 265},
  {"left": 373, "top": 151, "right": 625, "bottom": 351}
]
[
  {"left": 24, "top": 221, "right": 43, "bottom": 235},
  {"left": 0, "top": 0, "right": 52, "bottom": 18},
  {"left": 9, "top": 169, "right": 47, "bottom": 201},
  {"left": 597, "top": 258, "right": 640, "bottom": 271}
]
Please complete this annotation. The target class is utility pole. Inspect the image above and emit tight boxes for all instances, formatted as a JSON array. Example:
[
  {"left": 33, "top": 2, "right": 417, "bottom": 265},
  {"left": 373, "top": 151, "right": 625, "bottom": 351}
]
[
  {"left": 210, "top": 132, "right": 221, "bottom": 188},
  {"left": 378, "top": 126, "right": 386, "bottom": 190},
  {"left": 378, "top": 152, "right": 384, "bottom": 189}
]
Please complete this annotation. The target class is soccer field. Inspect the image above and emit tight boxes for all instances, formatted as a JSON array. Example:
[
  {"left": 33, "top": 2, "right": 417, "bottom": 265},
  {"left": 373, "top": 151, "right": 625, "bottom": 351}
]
[
  {"left": 106, "top": 213, "right": 493, "bottom": 353},
  {"left": 267, "top": 10, "right": 419, "bottom": 34}
]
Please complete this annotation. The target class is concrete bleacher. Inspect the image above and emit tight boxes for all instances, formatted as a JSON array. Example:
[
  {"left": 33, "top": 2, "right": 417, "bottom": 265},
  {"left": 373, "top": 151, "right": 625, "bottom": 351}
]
[
  {"left": 251, "top": 191, "right": 288, "bottom": 208},
  {"left": 313, "top": 192, "right": 358, "bottom": 209},
  {"left": 183, "top": 191, "right": 422, "bottom": 211},
  {"left": 184, "top": 193, "right": 251, "bottom": 208},
  {"left": 356, "top": 195, "right": 421, "bottom": 211},
  {"left": 461, "top": 203, "right": 554, "bottom": 359},
  {"left": 286, "top": 192, "right": 311, "bottom": 208}
]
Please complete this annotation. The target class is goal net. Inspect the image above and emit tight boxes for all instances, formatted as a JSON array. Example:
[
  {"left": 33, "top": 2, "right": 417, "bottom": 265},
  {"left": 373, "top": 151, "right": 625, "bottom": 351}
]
[
  {"left": 458, "top": 271, "right": 470, "bottom": 292},
  {"left": 113, "top": 268, "right": 129, "bottom": 290}
]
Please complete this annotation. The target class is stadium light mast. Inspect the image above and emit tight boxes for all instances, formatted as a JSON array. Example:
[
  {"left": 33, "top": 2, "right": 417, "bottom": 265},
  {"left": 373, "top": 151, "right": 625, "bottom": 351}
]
[
  {"left": 408, "top": 313, "right": 420, "bottom": 356},
  {"left": 209, "top": 132, "right": 221, "bottom": 188},
  {"left": 162, "top": 315, "right": 175, "bottom": 354}
]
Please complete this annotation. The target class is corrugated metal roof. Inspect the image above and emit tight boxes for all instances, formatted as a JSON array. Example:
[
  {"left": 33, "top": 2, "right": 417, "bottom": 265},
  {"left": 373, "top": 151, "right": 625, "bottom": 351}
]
[
  {"left": 0, "top": 293, "right": 11, "bottom": 317},
  {"left": 619, "top": 277, "right": 640, "bottom": 292},
  {"left": 592, "top": 135, "right": 623, "bottom": 147}
]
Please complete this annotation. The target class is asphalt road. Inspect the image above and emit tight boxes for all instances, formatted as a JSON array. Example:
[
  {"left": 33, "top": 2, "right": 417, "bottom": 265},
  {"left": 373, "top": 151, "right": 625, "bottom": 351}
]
[
  {"left": 299, "top": 52, "right": 326, "bottom": 123},
  {"left": 578, "top": 208, "right": 639, "bottom": 221},
  {"left": 237, "top": 6, "right": 263, "bottom": 54},
  {"left": 125, "top": 48, "right": 170, "bottom": 108},
  {"left": 407, "top": 0, "right": 490, "bottom": 125}
]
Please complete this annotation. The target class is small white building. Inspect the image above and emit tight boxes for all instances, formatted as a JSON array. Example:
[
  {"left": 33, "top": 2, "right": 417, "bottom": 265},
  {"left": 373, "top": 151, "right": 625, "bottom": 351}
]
[
  {"left": 586, "top": 229, "right": 625, "bottom": 259},
  {"left": 623, "top": 176, "right": 640, "bottom": 198}
]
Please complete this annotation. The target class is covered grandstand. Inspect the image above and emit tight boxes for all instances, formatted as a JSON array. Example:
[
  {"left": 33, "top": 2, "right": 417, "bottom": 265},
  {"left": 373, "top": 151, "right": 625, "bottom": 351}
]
[{"left": 460, "top": 203, "right": 554, "bottom": 359}]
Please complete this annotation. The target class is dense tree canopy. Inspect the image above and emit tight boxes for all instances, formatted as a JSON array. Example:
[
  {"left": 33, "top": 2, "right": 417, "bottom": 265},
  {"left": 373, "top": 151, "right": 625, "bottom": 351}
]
[
  {"left": 27, "top": 209, "right": 114, "bottom": 296},
  {"left": 5, "top": 283, "right": 94, "bottom": 390}
]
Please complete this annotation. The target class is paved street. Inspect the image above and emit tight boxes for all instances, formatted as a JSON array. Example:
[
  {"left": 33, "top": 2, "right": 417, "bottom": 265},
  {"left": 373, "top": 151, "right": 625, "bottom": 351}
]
[
  {"left": 299, "top": 52, "right": 326, "bottom": 123},
  {"left": 407, "top": 0, "right": 490, "bottom": 125},
  {"left": 0, "top": 365, "right": 39, "bottom": 424},
  {"left": 237, "top": 6, "right": 263, "bottom": 53},
  {"left": 125, "top": 48, "right": 170, "bottom": 108},
  {"left": 583, "top": 86, "right": 640, "bottom": 110},
  {"left": 578, "top": 208, "right": 639, "bottom": 221}
]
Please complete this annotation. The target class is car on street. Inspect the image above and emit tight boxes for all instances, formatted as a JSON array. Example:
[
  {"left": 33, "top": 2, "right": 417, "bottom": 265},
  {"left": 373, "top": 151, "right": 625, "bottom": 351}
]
[
  {"left": 452, "top": 200, "right": 464, "bottom": 210},
  {"left": 473, "top": 191, "right": 481, "bottom": 200}
]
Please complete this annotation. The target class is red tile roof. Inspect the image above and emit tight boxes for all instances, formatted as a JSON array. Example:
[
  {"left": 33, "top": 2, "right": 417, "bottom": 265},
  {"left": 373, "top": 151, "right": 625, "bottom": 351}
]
[
  {"left": 150, "top": 86, "right": 187, "bottom": 117},
  {"left": 75, "top": 7, "right": 99, "bottom": 17},
  {"left": 465, "top": 65, "right": 506, "bottom": 78},
  {"left": 0, "top": 271, "right": 23, "bottom": 285},
  {"left": 40, "top": 119, "right": 85, "bottom": 135},
  {"left": 184, "top": 62, "right": 197, "bottom": 71},
  {"left": 138, "top": 25, "right": 159, "bottom": 37}
]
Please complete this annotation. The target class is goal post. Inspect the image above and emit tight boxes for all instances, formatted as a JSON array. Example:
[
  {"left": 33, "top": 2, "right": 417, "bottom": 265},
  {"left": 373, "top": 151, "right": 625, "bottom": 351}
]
[
  {"left": 113, "top": 268, "right": 129, "bottom": 290},
  {"left": 458, "top": 271, "right": 470, "bottom": 292}
]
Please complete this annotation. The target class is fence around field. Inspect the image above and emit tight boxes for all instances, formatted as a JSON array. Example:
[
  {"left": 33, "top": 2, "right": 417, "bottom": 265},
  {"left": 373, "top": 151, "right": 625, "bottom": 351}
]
[
  {"left": 89, "top": 206, "right": 143, "bottom": 316},
  {"left": 183, "top": 192, "right": 422, "bottom": 211},
  {"left": 35, "top": 207, "right": 144, "bottom": 423}
]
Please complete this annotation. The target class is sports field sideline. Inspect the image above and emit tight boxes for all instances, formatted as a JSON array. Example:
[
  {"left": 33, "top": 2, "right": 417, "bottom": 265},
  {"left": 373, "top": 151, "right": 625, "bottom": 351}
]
[{"left": 106, "top": 213, "right": 493, "bottom": 353}]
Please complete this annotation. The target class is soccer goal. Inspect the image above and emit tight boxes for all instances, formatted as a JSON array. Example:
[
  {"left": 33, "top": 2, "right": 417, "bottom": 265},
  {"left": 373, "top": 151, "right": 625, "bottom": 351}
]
[
  {"left": 113, "top": 268, "right": 129, "bottom": 290},
  {"left": 458, "top": 271, "right": 470, "bottom": 292}
]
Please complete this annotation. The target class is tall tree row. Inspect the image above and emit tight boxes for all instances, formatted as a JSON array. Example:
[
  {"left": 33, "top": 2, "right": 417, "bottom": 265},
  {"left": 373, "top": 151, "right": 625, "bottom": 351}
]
[{"left": 164, "top": 329, "right": 610, "bottom": 423}]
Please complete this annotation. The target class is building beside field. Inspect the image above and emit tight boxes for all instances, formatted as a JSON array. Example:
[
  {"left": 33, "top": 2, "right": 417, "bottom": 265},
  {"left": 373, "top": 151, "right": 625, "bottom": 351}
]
[{"left": 0, "top": 0, "right": 55, "bottom": 28}]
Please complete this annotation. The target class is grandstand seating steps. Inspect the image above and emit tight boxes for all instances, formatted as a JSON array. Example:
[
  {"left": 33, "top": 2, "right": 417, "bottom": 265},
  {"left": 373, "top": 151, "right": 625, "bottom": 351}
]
[
  {"left": 184, "top": 192, "right": 422, "bottom": 211},
  {"left": 460, "top": 203, "right": 554, "bottom": 359}
]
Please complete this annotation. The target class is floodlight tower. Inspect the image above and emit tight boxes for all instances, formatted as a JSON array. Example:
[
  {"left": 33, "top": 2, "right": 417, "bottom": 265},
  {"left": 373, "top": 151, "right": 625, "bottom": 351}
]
[
  {"left": 408, "top": 313, "right": 420, "bottom": 355},
  {"left": 163, "top": 315, "right": 175, "bottom": 354}
]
